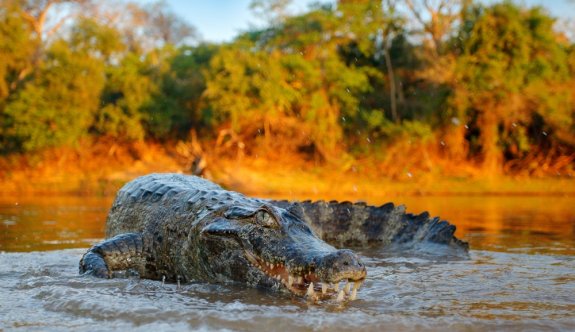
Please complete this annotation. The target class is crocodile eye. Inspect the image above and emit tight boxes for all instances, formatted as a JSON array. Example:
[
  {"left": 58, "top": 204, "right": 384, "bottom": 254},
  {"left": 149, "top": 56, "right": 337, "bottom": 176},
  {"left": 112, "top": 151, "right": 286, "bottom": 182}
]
[{"left": 255, "top": 210, "right": 278, "bottom": 228}]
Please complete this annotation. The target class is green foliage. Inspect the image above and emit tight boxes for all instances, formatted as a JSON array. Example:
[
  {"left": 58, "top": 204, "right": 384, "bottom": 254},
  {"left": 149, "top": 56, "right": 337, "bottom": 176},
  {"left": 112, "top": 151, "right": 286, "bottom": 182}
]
[
  {"left": 143, "top": 43, "right": 217, "bottom": 139},
  {"left": 451, "top": 2, "right": 573, "bottom": 165},
  {"left": 0, "top": 1, "right": 37, "bottom": 100},
  {"left": 0, "top": 2, "right": 38, "bottom": 151},
  {"left": 203, "top": 7, "right": 373, "bottom": 155},
  {"left": 0, "top": 0, "right": 572, "bottom": 174},
  {"left": 95, "top": 53, "right": 151, "bottom": 140},
  {"left": 4, "top": 34, "right": 106, "bottom": 151},
  {"left": 362, "top": 110, "right": 433, "bottom": 142}
]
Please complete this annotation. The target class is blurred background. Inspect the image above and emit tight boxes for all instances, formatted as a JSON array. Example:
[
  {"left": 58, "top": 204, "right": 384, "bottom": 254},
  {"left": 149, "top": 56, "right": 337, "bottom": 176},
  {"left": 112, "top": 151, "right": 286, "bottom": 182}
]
[{"left": 1, "top": 0, "right": 574, "bottom": 196}]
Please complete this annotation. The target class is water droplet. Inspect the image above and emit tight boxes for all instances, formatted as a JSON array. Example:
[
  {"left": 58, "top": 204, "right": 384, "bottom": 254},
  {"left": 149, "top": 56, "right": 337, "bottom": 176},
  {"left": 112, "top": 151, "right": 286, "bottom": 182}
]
[
  {"left": 341, "top": 116, "right": 346, "bottom": 122},
  {"left": 366, "top": 137, "right": 371, "bottom": 143},
  {"left": 542, "top": 131, "right": 548, "bottom": 136},
  {"left": 464, "top": 124, "right": 469, "bottom": 129},
  {"left": 512, "top": 122, "right": 517, "bottom": 128},
  {"left": 352, "top": 185, "right": 358, "bottom": 192},
  {"left": 451, "top": 117, "right": 460, "bottom": 125},
  {"left": 3, "top": 219, "right": 17, "bottom": 226},
  {"left": 406, "top": 172, "right": 413, "bottom": 178},
  {"left": 440, "top": 141, "right": 446, "bottom": 146},
  {"left": 346, "top": 88, "right": 350, "bottom": 93}
]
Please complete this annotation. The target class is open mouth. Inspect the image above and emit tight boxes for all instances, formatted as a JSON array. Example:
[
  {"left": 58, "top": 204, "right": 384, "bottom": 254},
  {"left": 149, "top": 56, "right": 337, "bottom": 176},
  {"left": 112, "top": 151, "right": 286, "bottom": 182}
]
[{"left": 244, "top": 250, "right": 365, "bottom": 302}]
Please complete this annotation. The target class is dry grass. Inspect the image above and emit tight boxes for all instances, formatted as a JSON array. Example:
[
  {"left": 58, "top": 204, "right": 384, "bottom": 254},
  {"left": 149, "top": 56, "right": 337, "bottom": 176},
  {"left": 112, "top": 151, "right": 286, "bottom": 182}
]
[
  {"left": 0, "top": 139, "right": 181, "bottom": 195},
  {"left": 212, "top": 157, "right": 575, "bottom": 200},
  {"left": 1, "top": 139, "right": 574, "bottom": 197}
]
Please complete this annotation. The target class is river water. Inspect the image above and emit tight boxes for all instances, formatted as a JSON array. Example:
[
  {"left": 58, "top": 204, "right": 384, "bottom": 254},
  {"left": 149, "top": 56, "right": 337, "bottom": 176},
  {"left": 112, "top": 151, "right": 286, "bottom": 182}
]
[{"left": 1, "top": 195, "right": 574, "bottom": 331}]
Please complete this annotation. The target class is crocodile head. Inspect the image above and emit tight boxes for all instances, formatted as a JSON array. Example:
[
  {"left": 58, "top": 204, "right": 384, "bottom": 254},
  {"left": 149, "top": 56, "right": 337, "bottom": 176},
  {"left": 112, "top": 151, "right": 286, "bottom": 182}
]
[{"left": 198, "top": 203, "right": 367, "bottom": 301}]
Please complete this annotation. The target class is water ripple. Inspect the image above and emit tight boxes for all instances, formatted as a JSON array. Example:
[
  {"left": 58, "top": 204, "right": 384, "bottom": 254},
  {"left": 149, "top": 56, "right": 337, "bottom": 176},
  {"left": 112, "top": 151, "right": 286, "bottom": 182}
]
[{"left": 1, "top": 248, "right": 574, "bottom": 331}]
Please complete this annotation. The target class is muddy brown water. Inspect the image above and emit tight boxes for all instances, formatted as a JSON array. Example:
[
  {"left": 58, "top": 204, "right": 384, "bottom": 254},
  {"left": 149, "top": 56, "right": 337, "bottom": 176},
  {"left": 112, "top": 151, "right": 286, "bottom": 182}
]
[{"left": 1, "top": 195, "right": 574, "bottom": 331}]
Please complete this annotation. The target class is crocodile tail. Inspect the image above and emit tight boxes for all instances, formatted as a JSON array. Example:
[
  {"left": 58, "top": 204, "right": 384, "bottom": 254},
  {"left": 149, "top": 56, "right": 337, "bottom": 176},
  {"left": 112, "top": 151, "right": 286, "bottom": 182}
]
[{"left": 269, "top": 199, "right": 469, "bottom": 252}]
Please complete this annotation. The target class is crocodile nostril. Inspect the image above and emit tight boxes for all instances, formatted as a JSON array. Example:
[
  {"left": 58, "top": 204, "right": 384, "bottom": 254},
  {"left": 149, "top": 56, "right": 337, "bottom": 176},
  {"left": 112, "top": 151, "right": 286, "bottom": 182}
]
[{"left": 343, "top": 261, "right": 349, "bottom": 266}]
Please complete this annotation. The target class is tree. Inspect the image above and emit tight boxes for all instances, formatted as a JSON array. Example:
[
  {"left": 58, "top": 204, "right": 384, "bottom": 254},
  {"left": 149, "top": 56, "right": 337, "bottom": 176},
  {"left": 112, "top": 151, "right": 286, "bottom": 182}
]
[
  {"left": 2, "top": 17, "right": 118, "bottom": 151},
  {"left": 16, "top": 0, "right": 89, "bottom": 76},
  {"left": 142, "top": 0, "right": 197, "bottom": 46},
  {"left": 338, "top": 0, "right": 405, "bottom": 123},
  {"left": 451, "top": 3, "right": 572, "bottom": 174},
  {"left": 84, "top": 0, "right": 197, "bottom": 53},
  {"left": 96, "top": 52, "right": 151, "bottom": 141},
  {"left": 250, "top": 0, "right": 292, "bottom": 25},
  {"left": 0, "top": 1, "right": 37, "bottom": 100},
  {"left": 143, "top": 43, "right": 218, "bottom": 139},
  {"left": 405, "top": 0, "right": 469, "bottom": 57},
  {"left": 203, "top": 6, "right": 370, "bottom": 159}
]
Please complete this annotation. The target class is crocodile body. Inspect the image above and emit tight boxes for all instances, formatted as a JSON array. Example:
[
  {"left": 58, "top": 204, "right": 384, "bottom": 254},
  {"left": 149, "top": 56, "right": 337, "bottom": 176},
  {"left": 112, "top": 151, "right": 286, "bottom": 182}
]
[{"left": 80, "top": 173, "right": 467, "bottom": 300}]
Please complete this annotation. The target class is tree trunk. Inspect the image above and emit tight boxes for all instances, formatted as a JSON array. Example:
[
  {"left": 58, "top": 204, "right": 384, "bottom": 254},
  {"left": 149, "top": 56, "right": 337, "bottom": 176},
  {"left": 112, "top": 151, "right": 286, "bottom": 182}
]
[
  {"left": 442, "top": 124, "right": 467, "bottom": 161},
  {"left": 478, "top": 109, "right": 502, "bottom": 177},
  {"left": 382, "top": 45, "right": 398, "bottom": 123}
]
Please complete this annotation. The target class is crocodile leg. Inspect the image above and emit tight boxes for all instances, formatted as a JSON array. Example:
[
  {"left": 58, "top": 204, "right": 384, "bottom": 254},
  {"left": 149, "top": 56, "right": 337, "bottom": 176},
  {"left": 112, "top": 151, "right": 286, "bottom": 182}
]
[{"left": 79, "top": 233, "right": 147, "bottom": 278}]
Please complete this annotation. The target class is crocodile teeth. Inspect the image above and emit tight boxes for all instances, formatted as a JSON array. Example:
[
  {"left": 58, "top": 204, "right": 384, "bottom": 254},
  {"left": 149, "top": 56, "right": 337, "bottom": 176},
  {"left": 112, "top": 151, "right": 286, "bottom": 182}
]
[
  {"left": 343, "top": 281, "right": 351, "bottom": 294},
  {"left": 321, "top": 283, "right": 328, "bottom": 294},
  {"left": 288, "top": 275, "right": 294, "bottom": 287},
  {"left": 297, "top": 276, "right": 303, "bottom": 284},
  {"left": 350, "top": 287, "right": 358, "bottom": 301},
  {"left": 336, "top": 289, "right": 345, "bottom": 302},
  {"left": 306, "top": 282, "right": 315, "bottom": 297},
  {"left": 334, "top": 282, "right": 339, "bottom": 292},
  {"left": 271, "top": 263, "right": 275, "bottom": 269},
  {"left": 353, "top": 280, "right": 363, "bottom": 291}
]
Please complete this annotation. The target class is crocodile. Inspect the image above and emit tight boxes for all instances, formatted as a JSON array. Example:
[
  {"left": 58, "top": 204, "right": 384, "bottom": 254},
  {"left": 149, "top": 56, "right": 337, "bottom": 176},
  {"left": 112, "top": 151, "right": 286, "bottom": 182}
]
[{"left": 79, "top": 173, "right": 468, "bottom": 301}]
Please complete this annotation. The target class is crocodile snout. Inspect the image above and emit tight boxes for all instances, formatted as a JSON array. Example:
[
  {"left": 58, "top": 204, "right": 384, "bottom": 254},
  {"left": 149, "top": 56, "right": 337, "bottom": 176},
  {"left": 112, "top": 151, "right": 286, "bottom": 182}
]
[{"left": 317, "top": 249, "right": 367, "bottom": 282}]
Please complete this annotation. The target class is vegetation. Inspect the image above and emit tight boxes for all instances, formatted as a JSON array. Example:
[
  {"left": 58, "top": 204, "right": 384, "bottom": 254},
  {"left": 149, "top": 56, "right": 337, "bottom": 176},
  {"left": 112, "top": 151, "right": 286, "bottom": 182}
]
[{"left": 1, "top": 0, "right": 574, "bottom": 194}]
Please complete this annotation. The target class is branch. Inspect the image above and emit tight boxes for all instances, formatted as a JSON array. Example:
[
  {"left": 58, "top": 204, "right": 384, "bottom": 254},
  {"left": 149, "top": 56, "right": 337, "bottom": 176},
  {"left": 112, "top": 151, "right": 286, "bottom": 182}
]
[
  {"left": 405, "top": 0, "right": 426, "bottom": 28},
  {"left": 46, "top": 13, "right": 74, "bottom": 37}
]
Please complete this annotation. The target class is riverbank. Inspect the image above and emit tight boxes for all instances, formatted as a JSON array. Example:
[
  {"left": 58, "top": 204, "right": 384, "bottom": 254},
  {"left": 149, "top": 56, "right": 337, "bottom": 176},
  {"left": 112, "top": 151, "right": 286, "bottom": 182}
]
[
  {"left": 1, "top": 139, "right": 574, "bottom": 197},
  {"left": 212, "top": 160, "right": 575, "bottom": 199}
]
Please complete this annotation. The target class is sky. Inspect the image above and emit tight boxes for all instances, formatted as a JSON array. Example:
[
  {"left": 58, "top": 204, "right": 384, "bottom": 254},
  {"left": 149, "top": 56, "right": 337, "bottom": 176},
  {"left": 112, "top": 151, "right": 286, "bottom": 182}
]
[
  {"left": 132, "top": 0, "right": 317, "bottom": 42},
  {"left": 131, "top": 0, "right": 574, "bottom": 43}
]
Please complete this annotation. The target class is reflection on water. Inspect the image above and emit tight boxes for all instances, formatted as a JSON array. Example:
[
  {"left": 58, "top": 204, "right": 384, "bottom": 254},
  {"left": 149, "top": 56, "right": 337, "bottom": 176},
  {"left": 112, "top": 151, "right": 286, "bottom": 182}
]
[
  {"left": 0, "top": 196, "right": 113, "bottom": 251},
  {"left": 1, "top": 194, "right": 574, "bottom": 330},
  {"left": 389, "top": 195, "right": 575, "bottom": 256}
]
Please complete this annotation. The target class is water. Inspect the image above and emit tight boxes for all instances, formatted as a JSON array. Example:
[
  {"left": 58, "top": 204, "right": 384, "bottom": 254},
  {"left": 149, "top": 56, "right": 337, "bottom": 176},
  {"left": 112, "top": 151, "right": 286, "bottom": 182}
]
[{"left": 1, "top": 195, "right": 574, "bottom": 331}]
